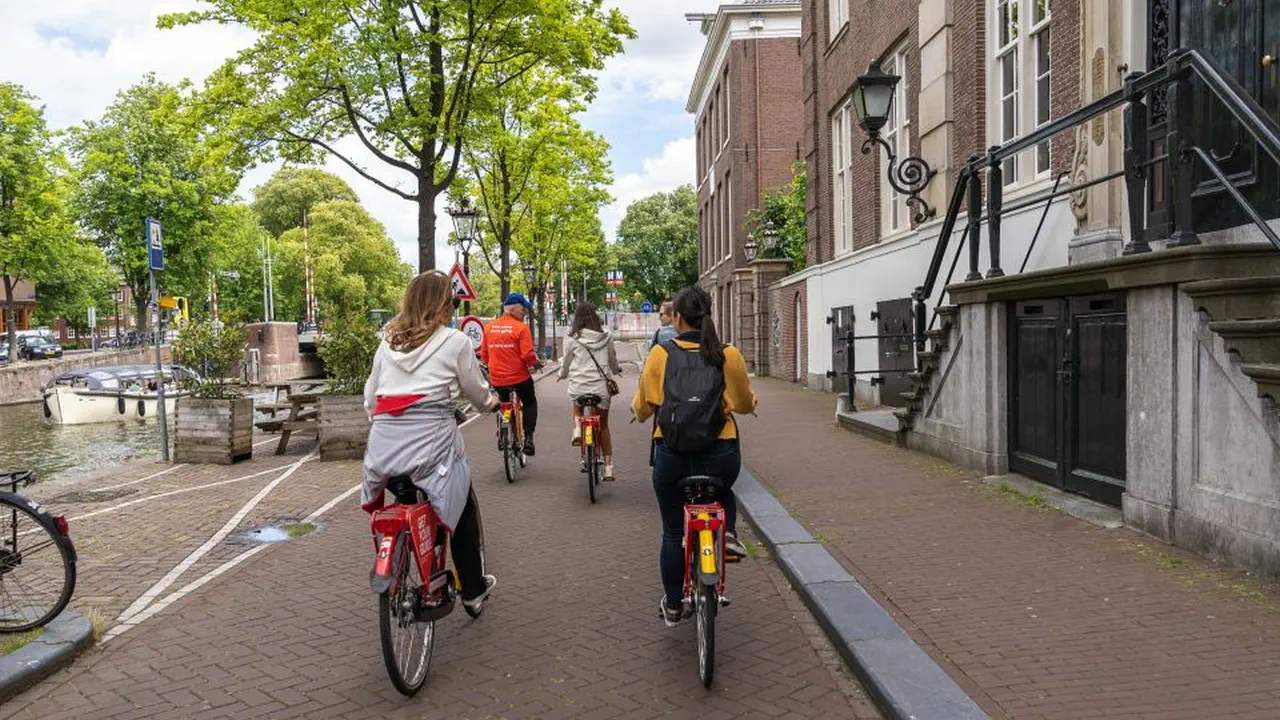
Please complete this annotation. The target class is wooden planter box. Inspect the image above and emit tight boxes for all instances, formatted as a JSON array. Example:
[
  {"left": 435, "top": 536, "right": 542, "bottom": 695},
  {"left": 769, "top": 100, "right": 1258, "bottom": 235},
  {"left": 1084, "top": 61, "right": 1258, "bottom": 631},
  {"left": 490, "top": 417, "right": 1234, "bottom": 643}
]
[
  {"left": 318, "top": 394, "right": 371, "bottom": 461},
  {"left": 174, "top": 397, "right": 254, "bottom": 464}
]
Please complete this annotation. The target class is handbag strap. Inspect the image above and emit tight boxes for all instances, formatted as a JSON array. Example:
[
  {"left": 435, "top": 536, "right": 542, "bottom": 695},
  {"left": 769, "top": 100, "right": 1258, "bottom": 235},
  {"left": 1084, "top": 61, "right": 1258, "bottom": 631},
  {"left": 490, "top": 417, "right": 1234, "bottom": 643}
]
[{"left": 578, "top": 338, "right": 611, "bottom": 382}]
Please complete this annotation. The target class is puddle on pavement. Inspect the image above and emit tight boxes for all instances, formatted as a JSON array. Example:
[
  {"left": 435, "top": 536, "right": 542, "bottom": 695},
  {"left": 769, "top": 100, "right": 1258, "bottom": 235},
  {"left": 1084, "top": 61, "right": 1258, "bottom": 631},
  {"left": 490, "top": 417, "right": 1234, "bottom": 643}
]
[{"left": 239, "top": 521, "right": 319, "bottom": 543}]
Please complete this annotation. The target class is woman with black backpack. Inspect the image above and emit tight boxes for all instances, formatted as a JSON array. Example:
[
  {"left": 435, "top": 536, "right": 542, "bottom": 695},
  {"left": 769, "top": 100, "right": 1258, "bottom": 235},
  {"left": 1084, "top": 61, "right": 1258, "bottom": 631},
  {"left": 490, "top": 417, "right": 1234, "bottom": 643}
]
[{"left": 631, "top": 286, "right": 757, "bottom": 626}]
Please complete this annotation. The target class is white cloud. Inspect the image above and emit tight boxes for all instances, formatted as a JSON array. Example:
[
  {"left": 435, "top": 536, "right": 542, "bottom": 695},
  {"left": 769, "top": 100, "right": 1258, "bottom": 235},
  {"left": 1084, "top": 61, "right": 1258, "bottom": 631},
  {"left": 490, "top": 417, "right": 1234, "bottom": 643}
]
[
  {"left": 601, "top": 136, "right": 695, "bottom": 240},
  {"left": 592, "top": 0, "right": 708, "bottom": 113}
]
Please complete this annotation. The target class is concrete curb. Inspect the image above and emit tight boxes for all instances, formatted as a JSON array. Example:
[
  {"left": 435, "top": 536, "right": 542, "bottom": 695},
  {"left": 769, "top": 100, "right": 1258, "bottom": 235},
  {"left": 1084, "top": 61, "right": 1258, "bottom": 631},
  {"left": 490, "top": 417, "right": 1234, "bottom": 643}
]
[
  {"left": 735, "top": 467, "right": 988, "bottom": 720},
  {"left": 0, "top": 609, "right": 94, "bottom": 702}
]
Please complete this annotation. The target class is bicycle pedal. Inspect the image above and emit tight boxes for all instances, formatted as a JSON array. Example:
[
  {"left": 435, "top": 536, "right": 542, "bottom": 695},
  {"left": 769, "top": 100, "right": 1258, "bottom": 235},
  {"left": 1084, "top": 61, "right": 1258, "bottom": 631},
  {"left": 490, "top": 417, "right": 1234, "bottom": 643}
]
[
  {"left": 718, "top": 595, "right": 732, "bottom": 607},
  {"left": 725, "top": 554, "right": 744, "bottom": 564}
]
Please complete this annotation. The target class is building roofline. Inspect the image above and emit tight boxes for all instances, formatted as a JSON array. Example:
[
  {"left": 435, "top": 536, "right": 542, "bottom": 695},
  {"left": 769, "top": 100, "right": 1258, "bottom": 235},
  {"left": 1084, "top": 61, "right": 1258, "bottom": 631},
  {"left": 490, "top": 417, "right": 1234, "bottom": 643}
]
[{"left": 685, "top": 2, "right": 802, "bottom": 115}]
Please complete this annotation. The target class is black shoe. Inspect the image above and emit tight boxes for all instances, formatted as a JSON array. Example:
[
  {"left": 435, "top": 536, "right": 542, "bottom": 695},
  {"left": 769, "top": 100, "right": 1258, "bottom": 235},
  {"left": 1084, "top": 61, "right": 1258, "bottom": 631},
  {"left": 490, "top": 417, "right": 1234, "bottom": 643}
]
[{"left": 522, "top": 437, "right": 536, "bottom": 456}]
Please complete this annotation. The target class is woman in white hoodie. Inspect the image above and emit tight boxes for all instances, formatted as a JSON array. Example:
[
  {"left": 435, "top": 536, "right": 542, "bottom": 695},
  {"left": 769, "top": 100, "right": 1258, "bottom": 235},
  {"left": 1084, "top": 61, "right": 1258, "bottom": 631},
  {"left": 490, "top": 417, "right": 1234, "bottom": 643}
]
[
  {"left": 558, "top": 303, "right": 623, "bottom": 480},
  {"left": 361, "top": 271, "right": 499, "bottom": 616}
]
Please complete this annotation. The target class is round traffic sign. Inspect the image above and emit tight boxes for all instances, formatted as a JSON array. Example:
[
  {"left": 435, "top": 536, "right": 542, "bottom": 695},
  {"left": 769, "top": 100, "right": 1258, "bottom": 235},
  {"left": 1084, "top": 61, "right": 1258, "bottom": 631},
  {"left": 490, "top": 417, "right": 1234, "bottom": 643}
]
[
  {"left": 640, "top": 302, "right": 653, "bottom": 313},
  {"left": 460, "top": 315, "right": 485, "bottom": 349}
]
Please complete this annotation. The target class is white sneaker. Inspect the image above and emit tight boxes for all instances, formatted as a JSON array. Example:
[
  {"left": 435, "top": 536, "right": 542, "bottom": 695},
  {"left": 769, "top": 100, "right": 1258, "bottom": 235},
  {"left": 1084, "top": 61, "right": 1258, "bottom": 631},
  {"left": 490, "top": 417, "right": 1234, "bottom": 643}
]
[
  {"left": 463, "top": 575, "right": 497, "bottom": 616},
  {"left": 603, "top": 463, "right": 615, "bottom": 481},
  {"left": 571, "top": 425, "right": 582, "bottom": 446}
]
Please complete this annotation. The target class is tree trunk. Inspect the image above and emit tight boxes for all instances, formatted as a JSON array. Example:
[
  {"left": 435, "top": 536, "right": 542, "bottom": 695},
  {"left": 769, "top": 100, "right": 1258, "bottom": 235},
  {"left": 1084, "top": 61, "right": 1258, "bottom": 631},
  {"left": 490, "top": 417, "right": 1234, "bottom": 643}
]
[
  {"left": 2, "top": 275, "right": 16, "bottom": 361},
  {"left": 499, "top": 222, "right": 511, "bottom": 299},
  {"left": 136, "top": 295, "right": 149, "bottom": 333},
  {"left": 534, "top": 289, "right": 546, "bottom": 358},
  {"left": 417, "top": 181, "right": 437, "bottom": 272}
]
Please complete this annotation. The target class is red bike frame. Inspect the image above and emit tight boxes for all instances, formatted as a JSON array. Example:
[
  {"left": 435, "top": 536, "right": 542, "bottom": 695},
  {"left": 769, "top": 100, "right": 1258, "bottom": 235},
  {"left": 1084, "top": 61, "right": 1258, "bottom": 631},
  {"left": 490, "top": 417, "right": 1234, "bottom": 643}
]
[
  {"left": 370, "top": 498, "right": 454, "bottom": 601},
  {"left": 682, "top": 502, "right": 727, "bottom": 597},
  {"left": 498, "top": 394, "right": 523, "bottom": 448},
  {"left": 577, "top": 406, "right": 602, "bottom": 462}
]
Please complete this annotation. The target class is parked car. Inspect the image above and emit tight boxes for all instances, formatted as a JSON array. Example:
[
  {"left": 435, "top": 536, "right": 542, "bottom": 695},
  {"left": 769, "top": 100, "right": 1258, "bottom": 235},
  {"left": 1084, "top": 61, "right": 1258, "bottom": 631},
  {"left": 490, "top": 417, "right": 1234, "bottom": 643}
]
[
  {"left": 0, "top": 342, "right": 8, "bottom": 363},
  {"left": 18, "top": 336, "right": 63, "bottom": 360}
]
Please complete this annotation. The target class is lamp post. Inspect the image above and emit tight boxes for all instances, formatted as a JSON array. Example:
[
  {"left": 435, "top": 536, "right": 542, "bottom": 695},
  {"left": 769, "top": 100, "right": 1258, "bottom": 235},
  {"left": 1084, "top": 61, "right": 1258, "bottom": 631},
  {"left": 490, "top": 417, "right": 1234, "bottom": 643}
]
[
  {"left": 112, "top": 288, "right": 123, "bottom": 342},
  {"left": 762, "top": 220, "right": 780, "bottom": 258},
  {"left": 744, "top": 233, "right": 759, "bottom": 262},
  {"left": 447, "top": 198, "right": 480, "bottom": 315},
  {"left": 849, "top": 62, "right": 937, "bottom": 223}
]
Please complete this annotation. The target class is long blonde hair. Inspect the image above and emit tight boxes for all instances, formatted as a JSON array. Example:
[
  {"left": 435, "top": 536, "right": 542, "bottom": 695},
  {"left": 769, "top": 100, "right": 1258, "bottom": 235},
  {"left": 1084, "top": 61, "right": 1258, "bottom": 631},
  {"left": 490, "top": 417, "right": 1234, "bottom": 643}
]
[{"left": 383, "top": 271, "right": 455, "bottom": 352}]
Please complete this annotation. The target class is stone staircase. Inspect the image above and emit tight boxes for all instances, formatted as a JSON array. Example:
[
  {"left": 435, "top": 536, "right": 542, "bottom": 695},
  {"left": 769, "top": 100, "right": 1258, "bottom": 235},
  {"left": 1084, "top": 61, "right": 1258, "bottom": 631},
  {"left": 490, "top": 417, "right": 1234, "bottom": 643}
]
[
  {"left": 891, "top": 305, "right": 957, "bottom": 431},
  {"left": 1183, "top": 277, "right": 1280, "bottom": 404}
]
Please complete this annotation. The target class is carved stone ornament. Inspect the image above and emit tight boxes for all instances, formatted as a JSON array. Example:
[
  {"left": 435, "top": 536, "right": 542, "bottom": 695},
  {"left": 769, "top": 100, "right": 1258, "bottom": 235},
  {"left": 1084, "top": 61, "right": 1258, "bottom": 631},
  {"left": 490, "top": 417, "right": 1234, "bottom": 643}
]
[{"left": 1070, "top": 124, "right": 1089, "bottom": 225}]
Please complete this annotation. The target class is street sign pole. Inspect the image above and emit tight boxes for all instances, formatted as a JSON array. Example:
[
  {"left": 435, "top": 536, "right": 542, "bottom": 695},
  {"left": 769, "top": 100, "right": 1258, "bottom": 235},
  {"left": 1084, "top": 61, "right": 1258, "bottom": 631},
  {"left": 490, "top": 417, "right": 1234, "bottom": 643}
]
[{"left": 147, "top": 218, "right": 170, "bottom": 462}]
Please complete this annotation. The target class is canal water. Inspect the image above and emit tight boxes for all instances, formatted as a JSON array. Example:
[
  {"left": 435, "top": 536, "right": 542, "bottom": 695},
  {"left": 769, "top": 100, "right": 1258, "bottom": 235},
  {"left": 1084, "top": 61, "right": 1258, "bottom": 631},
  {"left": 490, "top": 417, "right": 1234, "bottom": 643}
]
[
  {"left": 0, "top": 401, "right": 167, "bottom": 484},
  {"left": 0, "top": 391, "right": 278, "bottom": 484}
]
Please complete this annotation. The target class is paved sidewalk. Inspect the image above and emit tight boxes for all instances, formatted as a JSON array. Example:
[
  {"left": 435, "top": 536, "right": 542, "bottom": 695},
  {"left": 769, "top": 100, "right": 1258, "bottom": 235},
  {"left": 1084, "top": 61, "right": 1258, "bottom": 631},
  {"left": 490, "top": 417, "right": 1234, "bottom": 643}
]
[
  {"left": 4, "top": 373, "right": 881, "bottom": 719},
  {"left": 739, "top": 378, "right": 1280, "bottom": 720}
]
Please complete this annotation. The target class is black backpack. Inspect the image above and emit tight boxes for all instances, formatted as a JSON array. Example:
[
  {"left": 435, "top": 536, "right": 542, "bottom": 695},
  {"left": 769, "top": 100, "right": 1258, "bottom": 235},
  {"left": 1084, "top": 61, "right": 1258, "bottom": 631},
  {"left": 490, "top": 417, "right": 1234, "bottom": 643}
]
[{"left": 656, "top": 340, "right": 726, "bottom": 454}]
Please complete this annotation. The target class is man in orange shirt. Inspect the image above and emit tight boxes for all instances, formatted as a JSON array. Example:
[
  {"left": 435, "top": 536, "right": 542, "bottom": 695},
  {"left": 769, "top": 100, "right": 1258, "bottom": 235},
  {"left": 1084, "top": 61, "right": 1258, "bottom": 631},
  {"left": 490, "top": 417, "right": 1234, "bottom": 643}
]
[{"left": 479, "top": 293, "right": 543, "bottom": 455}]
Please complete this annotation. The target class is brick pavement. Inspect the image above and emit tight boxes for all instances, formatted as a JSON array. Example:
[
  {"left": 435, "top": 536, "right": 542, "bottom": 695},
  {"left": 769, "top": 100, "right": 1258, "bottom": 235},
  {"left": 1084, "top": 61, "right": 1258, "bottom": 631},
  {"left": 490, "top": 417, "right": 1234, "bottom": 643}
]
[
  {"left": 3, "top": 371, "right": 880, "bottom": 719},
  {"left": 739, "top": 377, "right": 1280, "bottom": 720}
]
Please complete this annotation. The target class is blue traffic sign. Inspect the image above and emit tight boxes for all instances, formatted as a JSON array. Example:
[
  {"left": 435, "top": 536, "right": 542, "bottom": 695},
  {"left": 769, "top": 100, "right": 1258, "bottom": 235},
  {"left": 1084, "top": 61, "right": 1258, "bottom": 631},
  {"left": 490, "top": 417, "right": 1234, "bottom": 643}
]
[
  {"left": 640, "top": 302, "right": 653, "bottom": 313},
  {"left": 146, "top": 217, "right": 164, "bottom": 271}
]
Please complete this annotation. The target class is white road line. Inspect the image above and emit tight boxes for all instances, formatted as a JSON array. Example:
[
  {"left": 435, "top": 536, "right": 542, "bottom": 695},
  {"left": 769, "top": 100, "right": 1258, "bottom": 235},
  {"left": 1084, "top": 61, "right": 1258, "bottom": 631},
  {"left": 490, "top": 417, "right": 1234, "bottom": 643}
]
[
  {"left": 303, "top": 484, "right": 360, "bottom": 524},
  {"left": 115, "top": 450, "right": 317, "bottom": 625},
  {"left": 93, "top": 464, "right": 185, "bottom": 492},
  {"left": 103, "top": 477, "right": 368, "bottom": 644}
]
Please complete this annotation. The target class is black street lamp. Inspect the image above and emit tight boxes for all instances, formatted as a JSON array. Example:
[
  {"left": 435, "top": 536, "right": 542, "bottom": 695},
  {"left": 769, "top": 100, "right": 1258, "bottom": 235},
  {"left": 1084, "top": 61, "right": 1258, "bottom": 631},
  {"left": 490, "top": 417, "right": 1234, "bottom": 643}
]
[
  {"left": 112, "top": 288, "right": 123, "bottom": 341},
  {"left": 744, "top": 233, "right": 759, "bottom": 262},
  {"left": 849, "top": 62, "right": 937, "bottom": 223},
  {"left": 447, "top": 197, "right": 480, "bottom": 314},
  {"left": 762, "top": 220, "right": 780, "bottom": 257},
  {"left": 521, "top": 260, "right": 537, "bottom": 292}
]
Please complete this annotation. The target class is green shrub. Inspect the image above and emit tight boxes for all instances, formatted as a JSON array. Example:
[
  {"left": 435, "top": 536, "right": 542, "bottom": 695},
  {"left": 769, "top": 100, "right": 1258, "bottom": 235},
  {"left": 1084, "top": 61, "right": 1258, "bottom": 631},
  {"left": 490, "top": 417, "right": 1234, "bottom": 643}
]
[
  {"left": 317, "top": 312, "right": 380, "bottom": 396},
  {"left": 171, "top": 318, "right": 246, "bottom": 399}
]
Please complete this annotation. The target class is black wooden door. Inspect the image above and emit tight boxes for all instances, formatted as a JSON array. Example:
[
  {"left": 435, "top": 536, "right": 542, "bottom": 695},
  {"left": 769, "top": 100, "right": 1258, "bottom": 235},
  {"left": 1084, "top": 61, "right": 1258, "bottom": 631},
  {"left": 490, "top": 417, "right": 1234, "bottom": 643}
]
[
  {"left": 1172, "top": 0, "right": 1280, "bottom": 230},
  {"left": 876, "top": 298, "right": 915, "bottom": 408},
  {"left": 1009, "top": 299, "right": 1065, "bottom": 486},
  {"left": 829, "top": 305, "right": 854, "bottom": 395},
  {"left": 1064, "top": 294, "right": 1128, "bottom": 506},
  {"left": 1009, "top": 294, "right": 1128, "bottom": 506}
]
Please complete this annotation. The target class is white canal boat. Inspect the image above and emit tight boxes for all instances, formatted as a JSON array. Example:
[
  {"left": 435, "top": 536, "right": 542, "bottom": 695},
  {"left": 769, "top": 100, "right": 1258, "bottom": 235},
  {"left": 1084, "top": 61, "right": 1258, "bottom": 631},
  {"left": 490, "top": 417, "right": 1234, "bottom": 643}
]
[{"left": 42, "top": 365, "right": 200, "bottom": 425}]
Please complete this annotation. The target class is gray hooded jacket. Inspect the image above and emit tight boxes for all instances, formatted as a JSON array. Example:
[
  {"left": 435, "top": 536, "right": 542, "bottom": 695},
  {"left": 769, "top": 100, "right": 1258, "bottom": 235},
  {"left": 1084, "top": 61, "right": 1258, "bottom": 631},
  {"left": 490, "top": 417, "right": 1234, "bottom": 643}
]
[{"left": 558, "top": 328, "right": 622, "bottom": 407}]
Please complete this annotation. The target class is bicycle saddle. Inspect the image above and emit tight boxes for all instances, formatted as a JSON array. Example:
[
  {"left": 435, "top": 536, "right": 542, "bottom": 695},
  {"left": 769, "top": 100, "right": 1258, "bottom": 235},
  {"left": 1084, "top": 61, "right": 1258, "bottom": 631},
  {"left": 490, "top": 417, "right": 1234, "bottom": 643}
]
[
  {"left": 677, "top": 475, "right": 724, "bottom": 502},
  {"left": 575, "top": 394, "right": 603, "bottom": 408},
  {"left": 387, "top": 476, "right": 421, "bottom": 505}
]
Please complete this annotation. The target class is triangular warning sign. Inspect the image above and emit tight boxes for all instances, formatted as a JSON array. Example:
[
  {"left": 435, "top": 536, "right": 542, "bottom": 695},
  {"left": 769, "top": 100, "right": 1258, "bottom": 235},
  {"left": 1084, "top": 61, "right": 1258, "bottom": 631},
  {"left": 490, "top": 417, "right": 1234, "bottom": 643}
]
[{"left": 448, "top": 262, "right": 477, "bottom": 301}]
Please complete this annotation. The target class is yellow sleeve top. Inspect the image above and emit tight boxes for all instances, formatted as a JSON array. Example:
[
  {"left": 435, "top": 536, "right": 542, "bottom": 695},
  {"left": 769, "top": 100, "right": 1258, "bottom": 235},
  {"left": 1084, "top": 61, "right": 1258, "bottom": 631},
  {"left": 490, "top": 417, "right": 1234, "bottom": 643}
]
[{"left": 631, "top": 339, "right": 757, "bottom": 440}]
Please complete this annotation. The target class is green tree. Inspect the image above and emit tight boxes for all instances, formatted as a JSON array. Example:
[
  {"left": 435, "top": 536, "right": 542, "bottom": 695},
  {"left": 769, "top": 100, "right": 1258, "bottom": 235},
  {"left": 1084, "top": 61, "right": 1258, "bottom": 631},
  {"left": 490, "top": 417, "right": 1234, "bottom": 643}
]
[
  {"left": 206, "top": 203, "right": 271, "bottom": 324},
  {"left": 274, "top": 200, "right": 412, "bottom": 320},
  {"left": 614, "top": 185, "right": 698, "bottom": 309},
  {"left": 165, "top": 0, "right": 633, "bottom": 272},
  {"left": 33, "top": 242, "right": 118, "bottom": 339},
  {"left": 0, "top": 83, "right": 76, "bottom": 354},
  {"left": 250, "top": 166, "right": 359, "bottom": 237},
  {"left": 172, "top": 318, "right": 247, "bottom": 398},
  {"left": 68, "top": 75, "right": 238, "bottom": 328},
  {"left": 745, "top": 162, "right": 806, "bottom": 272}
]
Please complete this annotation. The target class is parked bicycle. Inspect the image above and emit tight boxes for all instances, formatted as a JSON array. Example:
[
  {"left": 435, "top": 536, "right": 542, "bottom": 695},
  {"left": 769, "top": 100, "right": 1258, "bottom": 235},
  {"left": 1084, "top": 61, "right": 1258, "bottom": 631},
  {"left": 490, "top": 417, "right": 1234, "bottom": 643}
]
[
  {"left": 0, "top": 470, "right": 76, "bottom": 632},
  {"left": 676, "top": 475, "right": 740, "bottom": 687},
  {"left": 369, "top": 476, "right": 487, "bottom": 696},
  {"left": 575, "top": 394, "right": 605, "bottom": 503}
]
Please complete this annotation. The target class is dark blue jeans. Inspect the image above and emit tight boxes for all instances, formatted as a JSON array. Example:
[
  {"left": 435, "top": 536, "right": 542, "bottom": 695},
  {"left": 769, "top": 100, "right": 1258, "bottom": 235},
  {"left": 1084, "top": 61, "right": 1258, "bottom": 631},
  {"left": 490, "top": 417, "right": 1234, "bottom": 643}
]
[{"left": 652, "top": 439, "right": 741, "bottom": 607}]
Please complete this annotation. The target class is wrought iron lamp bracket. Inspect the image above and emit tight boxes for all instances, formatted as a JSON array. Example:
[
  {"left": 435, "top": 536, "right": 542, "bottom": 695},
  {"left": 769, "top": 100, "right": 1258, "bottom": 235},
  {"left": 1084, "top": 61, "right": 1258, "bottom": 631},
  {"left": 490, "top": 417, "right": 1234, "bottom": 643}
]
[{"left": 860, "top": 134, "right": 937, "bottom": 224}]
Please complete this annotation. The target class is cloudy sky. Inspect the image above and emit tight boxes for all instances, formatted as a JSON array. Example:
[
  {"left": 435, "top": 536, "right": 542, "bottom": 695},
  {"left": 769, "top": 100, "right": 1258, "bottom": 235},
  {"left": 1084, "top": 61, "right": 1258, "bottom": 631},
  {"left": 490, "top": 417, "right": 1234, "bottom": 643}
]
[{"left": 0, "top": 0, "right": 708, "bottom": 269}]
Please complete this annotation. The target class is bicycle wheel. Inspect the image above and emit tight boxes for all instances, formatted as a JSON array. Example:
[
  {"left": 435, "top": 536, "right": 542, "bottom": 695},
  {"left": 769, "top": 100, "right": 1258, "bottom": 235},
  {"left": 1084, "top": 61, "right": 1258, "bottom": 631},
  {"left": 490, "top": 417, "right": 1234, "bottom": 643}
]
[
  {"left": 695, "top": 578, "right": 717, "bottom": 688},
  {"left": 503, "top": 430, "right": 519, "bottom": 484},
  {"left": 464, "top": 491, "right": 486, "bottom": 619},
  {"left": 585, "top": 444, "right": 597, "bottom": 505},
  {"left": 378, "top": 530, "right": 434, "bottom": 696},
  {"left": 0, "top": 493, "right": 76, "bottom": 632}
]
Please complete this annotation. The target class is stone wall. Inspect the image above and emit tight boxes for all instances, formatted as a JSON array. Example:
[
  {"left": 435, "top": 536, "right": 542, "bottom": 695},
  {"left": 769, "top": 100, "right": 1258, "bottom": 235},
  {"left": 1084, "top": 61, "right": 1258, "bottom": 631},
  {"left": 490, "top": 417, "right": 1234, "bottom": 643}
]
[{"left": 0, "top": 346, "right": 172, "bottom": 406}]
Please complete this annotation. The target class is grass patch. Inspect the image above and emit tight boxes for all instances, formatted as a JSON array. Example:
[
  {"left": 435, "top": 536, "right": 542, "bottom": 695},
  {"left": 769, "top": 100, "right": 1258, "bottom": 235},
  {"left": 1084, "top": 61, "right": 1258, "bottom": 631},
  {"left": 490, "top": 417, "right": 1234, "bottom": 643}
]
[
  {"left": 1156, "top": 551, "right": 1185, "bottom": 569},
  {"left": 85, "top": 607, "right": 107, "bottom": 642},
  {"left": 0, "top": 627, "right": 43, "bottom": 655},
  {"left": 283, "top": 522, "right": 316, "bottom": 539},
  {"left": 813, "top": 530, "right": 833, "bottom": 545},
  {"left": 994, "top": 480, "right": 1049, "bottom": 509}
]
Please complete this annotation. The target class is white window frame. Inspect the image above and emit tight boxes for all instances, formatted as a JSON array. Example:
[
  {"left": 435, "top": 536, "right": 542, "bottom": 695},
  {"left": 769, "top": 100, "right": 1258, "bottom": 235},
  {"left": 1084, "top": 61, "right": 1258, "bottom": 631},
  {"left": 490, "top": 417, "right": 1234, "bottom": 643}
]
[
  {"left": 723, "top": 172, "right": 732, "bottom": 261},
  {"left": 721, "top": 69, "right": 730, "bottom": 150},
  {"left": 880, "top": 43, "right": 911, "bottom": 237},
  {"left": 992, "top": 0, "right": 1053, "bottom": 187},
  {"left": 828, "top": 0, "right": 848, "bottom": 44},
  {"left": 831, "top": 101, "right": 853, "bottom": 254}
]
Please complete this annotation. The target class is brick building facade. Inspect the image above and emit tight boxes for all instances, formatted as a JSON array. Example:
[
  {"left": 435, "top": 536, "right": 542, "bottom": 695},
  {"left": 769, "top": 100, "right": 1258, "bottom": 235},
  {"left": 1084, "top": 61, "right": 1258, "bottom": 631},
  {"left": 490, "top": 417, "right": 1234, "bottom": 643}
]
[{"left": 686, "top": 0, "right": 803, "bottom": 374}]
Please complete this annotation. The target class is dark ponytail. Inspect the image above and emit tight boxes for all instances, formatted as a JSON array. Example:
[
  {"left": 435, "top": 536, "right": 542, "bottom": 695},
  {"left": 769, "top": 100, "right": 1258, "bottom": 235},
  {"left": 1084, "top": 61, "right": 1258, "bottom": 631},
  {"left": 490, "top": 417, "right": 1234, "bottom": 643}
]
[{"left": 672, "top": 286, "right": 725, "bottom": 368}]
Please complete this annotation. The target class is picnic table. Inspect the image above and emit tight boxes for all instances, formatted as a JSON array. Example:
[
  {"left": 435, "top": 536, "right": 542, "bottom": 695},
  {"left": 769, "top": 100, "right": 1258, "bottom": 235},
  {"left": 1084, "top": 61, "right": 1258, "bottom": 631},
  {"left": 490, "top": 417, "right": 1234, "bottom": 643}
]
[
  {"left": 275, "top": 392, "right": 321, "bottom": 455},
  {"left": 260, "top": 380, "right": 327, "bottom": 417}
]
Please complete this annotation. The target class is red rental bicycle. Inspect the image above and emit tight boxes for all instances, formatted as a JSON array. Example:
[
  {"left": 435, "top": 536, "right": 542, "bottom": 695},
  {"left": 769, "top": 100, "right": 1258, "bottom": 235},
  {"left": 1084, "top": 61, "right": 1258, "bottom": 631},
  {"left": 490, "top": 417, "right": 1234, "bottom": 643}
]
[
  {"left": 369, "top": 476, "right": 486, "bottom": 696},
  {"left": 677, "top": 475, "right": 740, "bottom": 688},
  {"left": 495, "top": 393, "right": 526, "bottom": 484},
  {"left": 575, "top": 394, "right": 604, "bottom": 503}
]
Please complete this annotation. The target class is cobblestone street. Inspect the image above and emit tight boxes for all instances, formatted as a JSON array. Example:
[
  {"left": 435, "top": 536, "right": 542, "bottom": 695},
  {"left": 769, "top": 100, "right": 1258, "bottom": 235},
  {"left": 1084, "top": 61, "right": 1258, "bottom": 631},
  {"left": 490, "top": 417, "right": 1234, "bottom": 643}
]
[{"left": 4, "top": 371, "right": 880, "bottom": 719}]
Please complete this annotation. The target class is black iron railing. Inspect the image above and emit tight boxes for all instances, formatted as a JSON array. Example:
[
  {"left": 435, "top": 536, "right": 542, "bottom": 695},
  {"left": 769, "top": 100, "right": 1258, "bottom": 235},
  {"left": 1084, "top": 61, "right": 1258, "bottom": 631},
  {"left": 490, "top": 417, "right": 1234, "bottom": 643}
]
[{"left": 909, "top": 48, "right": 1280, "bottom": 364}]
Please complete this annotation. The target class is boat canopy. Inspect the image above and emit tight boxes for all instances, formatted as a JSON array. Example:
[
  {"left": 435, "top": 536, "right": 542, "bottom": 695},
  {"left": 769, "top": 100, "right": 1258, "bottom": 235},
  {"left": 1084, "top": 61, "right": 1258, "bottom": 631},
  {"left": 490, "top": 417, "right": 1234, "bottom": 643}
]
[{"left": 47, "top": 365, "right": 201, "bottom": 392}]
